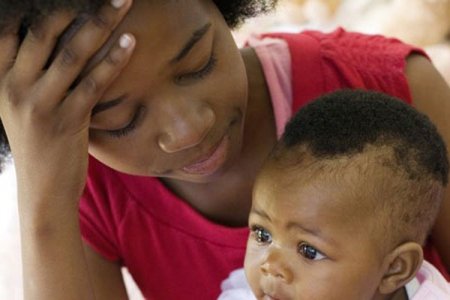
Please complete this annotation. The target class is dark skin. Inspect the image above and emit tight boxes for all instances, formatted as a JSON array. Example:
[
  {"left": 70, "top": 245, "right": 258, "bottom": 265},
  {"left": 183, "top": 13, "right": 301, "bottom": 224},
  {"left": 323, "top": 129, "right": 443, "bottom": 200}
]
[
  {"left": 0, "top": 0, "right": 448, "bottom": 299},
  {"left": 163, "top": 46, "right": 275, "bottom": 226},
  {"left": 246, "top": 155, "right": 423, "bottom": 300},
  {"left": 77, "top": 0, "right": 277, "bottom": 226},
  {"left": 406, "top": 55, "right": 450, "bottom": 271}
]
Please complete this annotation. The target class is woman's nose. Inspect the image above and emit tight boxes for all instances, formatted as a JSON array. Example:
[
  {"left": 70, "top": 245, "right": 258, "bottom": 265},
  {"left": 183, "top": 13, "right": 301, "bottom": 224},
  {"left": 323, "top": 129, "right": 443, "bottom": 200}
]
[
  {"left": 157, "top": 104, "right": 215, "bottom": 153},
  {"left": 260, "top": 247, "right": 293, "bottom": 283}
]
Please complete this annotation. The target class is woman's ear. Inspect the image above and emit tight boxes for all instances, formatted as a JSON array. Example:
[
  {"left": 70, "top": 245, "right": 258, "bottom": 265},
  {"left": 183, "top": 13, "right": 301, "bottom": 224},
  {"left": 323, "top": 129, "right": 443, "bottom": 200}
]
[{"left": 378, "top": 242, "right": 423, "bottom": 295}]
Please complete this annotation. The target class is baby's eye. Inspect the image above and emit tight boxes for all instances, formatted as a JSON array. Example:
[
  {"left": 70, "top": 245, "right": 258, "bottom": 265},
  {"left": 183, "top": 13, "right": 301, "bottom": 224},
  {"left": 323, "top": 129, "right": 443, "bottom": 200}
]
[
  {"left": 298, "top": 242, "right": 326, "bottom": 261},
  {"left": 251, "top": 226, "right": 272, "bottom": 244}
]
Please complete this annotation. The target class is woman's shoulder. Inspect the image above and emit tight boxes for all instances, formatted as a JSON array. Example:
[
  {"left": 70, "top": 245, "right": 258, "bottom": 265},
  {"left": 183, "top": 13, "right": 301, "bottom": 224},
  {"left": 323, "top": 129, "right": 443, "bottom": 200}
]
[
  {"left": 262, "top": 28, "right": 428, "bottom": 110},
  {"left": 267, "top": 28, "right": 426, "bottom": 66}
]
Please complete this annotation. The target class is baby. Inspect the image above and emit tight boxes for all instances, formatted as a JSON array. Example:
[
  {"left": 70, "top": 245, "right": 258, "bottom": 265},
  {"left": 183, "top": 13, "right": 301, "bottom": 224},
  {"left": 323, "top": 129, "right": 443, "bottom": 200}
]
[{"left": 219, "top": 90, "right": 450, "bottom": 299}]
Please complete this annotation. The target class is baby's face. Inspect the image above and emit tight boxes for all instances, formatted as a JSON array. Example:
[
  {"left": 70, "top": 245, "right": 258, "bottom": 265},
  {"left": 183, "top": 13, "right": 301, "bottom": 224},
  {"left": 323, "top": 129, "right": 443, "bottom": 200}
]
[{"left": 244, "top": 166, "right": 388, "bottom": 300}]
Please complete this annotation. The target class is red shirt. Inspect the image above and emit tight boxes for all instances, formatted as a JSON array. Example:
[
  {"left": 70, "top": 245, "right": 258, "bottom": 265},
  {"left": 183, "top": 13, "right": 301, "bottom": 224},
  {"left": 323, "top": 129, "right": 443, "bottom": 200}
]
[{"left": 79, "top": 29, "right": 447, "bottom": 300}]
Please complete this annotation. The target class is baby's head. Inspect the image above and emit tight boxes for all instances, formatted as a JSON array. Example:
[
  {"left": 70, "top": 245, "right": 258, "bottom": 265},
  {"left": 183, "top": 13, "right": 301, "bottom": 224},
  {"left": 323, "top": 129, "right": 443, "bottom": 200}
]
[{"left": 244, "top": 90, "right": 449, "bottom": 300}]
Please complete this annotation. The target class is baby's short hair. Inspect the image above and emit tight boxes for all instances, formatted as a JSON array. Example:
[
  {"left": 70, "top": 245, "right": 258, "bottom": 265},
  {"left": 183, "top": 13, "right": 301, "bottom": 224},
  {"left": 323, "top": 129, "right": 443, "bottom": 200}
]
[{"left": 269, "top": 89, "right": 448, "bottom": 246}]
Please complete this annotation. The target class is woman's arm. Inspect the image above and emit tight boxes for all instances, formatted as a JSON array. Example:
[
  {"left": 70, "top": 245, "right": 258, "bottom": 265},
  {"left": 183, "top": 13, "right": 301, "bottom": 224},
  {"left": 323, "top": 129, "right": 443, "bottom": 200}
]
[
  {"left": 0, "top": 1, "right": 134, "bottom": 298},
  {"left": 406, "top": 54, "right": 450, "bottom": 271},
  {"left": 83, "top": 243, "right": 129, "bottom": 299}
]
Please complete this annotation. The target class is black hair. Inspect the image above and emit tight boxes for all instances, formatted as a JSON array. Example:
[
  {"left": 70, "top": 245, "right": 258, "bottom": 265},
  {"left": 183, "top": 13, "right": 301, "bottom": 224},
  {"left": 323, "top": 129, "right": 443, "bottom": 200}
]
[
  {"left": 0, "top": 0, "right": 278, "bottom": 171},
  {"left": 0, "top": 0, "right": 278, "bottom": 36},
  {"left": 269, "top": 89, "right": 449, "bottom": 245},
  {"left": 281, "top": 89, "right": 448, "bottom": 185}
]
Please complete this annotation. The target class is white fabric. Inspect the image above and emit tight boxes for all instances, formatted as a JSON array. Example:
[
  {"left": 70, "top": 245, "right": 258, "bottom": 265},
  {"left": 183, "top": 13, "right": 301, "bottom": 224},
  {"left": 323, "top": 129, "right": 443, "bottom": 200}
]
[
  {"left": 218, "top": 269, "right": 256, "bottom": 300},
  {"left": 218, "top": 261, "right": 450, "bottom": 300},
  {"left": 409, "top": 260, "right": 450, "bottom": 300},
  {"left": 405, "top": 277, "right": 421, "bottom": 299}
]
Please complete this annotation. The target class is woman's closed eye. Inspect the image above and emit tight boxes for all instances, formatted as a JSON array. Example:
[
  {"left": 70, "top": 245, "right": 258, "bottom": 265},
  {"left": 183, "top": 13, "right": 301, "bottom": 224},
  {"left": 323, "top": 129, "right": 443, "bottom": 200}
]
[
  {"left": 298, "top": 242, "right": 327, "bottom": 261},
  {"left": 105, "top": 105, "right": 145, "bottom": 138},
  {"left": 250, "top": 225, "right": 272, "bottom": 244},
  {"left": 176, "top": 51, "right": 217, "bottom": 83}
]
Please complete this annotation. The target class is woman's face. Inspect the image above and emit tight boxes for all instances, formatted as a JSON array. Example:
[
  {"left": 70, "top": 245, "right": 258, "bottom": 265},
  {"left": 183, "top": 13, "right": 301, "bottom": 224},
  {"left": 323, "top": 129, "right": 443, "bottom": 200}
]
[{"left": 84, "top": 0, "right": 248, "bottom": 182}]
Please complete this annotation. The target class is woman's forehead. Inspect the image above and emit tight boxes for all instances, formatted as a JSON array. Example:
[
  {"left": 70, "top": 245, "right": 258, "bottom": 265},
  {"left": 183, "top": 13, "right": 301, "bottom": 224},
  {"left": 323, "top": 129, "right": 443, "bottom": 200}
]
[
  {"left": 77, "top": 0, "right": 216, "bottom": 80},
  {"left": 118, "top": 0, "right": 215, "bottom": 51},
  {"left": 122, "top": 0, "right": 214, "bottom": 33}
]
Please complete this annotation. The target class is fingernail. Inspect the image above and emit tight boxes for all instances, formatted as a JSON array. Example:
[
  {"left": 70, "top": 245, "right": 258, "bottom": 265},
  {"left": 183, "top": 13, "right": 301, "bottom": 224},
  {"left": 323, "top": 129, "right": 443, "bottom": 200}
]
[
  {"left": 119, "top": 34, "right": 133, "bottom": 48},
  {"left": 111, "top": 0, "right": 126, "bottom": 8}
]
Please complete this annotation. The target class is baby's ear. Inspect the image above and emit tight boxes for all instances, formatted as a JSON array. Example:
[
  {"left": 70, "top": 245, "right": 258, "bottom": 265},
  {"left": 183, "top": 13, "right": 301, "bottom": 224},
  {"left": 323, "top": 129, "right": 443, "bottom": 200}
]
[{"left": 378, "top": 242, "right": 423, "bottom": 295}]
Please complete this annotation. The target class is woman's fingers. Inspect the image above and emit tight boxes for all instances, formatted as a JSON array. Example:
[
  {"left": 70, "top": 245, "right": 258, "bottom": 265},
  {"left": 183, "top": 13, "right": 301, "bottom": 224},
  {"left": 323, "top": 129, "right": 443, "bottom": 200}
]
[
  {"left": 41, "top": 0, "right": 133, "bottom": 104},
  {"left": 1, "top": 0, "right": 134, "bottom": 136},
  {"left": 0, "top": 31, "right": 18, "bottom": 78},
  {"left": 13, "top": 11, "right": 76, "bottom": 84},
  {"left": 0, "top": 29, "right": 19, "bottom": 117},
  {"left": 63, "top": 33, "right": 135, "bottom": 121}
]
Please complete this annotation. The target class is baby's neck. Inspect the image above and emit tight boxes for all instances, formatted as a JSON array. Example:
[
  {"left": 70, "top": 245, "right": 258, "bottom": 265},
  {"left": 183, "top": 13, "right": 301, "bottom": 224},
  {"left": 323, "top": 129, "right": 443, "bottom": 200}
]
[{"left": 387, "top": 286, "right": 408, "bottom": 300}]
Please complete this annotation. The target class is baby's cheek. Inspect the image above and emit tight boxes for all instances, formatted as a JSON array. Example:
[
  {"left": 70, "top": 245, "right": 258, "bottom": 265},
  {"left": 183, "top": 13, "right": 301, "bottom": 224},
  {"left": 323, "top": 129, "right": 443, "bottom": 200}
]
[{"left": 244, "top": 242, "right": 264, "bottom": 290}]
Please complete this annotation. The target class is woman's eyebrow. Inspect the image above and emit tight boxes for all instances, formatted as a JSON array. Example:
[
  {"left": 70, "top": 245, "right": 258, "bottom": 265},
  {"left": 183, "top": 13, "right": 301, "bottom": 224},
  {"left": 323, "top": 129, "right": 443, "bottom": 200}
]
[
  {"left": 171, "top": 22, "right": 212, "bottom": 63},
  {"left": 92, "top": 95, "right": 126, "bottom": 116},
  {"left": 91, "top": 23, "right": 212, "bottom": 116}
]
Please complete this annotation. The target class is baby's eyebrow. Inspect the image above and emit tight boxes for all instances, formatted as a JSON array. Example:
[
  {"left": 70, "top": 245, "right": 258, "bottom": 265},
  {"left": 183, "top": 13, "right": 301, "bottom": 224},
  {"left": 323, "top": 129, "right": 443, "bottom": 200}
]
[
  {"left": 251, "top": 207, "right": 337, "bottom": 246},
  {"left": 286, "top": 222, "right": 321, "bottom": 237},
  {"left": 251, "top": 207, "right": 272, "bottom": 221},
  {"left": 287, "top": 221, "right": 337, "bottom": 246},
  {"left": 171, "top": 22, "right": 212, "bottom": 63}
]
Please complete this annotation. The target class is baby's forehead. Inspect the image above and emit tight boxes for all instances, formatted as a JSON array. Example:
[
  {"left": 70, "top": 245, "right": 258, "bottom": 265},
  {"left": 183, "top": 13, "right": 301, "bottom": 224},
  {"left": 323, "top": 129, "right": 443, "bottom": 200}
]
[
  {"left": 266, "top": 146, "right": 396, "bottom": 184},
  {"left": 255, "top": 157, "right": 392, "bottom": 248},
  {"left": 259, "top": 146, "right": 406, "bottom": 213}
]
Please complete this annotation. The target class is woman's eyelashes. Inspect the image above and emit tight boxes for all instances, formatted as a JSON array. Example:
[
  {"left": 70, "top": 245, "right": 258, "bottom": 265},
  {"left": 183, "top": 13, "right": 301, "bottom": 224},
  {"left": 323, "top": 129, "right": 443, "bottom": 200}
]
[
  {"left": 106, "top": 105, "right": 145, "bottom": 138},
  {"left": 176, "top": 52, "right": 217, "bottom": 83},
  {"left": 102, "top": 52, "right": 217, "bottom": 139}
]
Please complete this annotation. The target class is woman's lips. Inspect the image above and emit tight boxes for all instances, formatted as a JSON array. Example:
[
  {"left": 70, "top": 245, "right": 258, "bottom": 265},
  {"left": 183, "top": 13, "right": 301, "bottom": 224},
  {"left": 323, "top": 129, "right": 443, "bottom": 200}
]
[{"left": 181, "top": 136, "right": 229, "bottom": 176}]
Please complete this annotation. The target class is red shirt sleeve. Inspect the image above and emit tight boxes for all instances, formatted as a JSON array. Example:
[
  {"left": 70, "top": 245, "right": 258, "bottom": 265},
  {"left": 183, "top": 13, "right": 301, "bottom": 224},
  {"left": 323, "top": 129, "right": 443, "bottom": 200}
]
[
  {"left": 310, "top": 28, "right": 426, "bottom": 102},
  {"left": 267, "top": 28, "right": 428, "bottom": 112},
  {"left": 79, "top": 156, "right": 125, "bottom": 261}
]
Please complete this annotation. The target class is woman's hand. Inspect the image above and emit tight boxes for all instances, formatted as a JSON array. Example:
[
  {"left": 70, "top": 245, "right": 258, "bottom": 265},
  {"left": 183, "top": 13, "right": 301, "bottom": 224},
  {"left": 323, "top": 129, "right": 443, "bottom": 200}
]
[
  {"left": 0, "top": 1, "right": 135, "bottom": 298},
  {"left": 0, "top": 0, "right": 134, "bottom": 205}
]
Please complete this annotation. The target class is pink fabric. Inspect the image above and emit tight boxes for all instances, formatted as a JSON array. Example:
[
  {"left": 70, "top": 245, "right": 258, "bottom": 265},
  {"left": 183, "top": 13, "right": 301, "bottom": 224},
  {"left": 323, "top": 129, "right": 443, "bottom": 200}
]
[
  {"left": 247, "top": 35, "right": 293, "bottom": 138},
  {"left": 411, "top": 261, "right": 450, "bottom": 299},
  {"left": 79, "top": 28, "right": 436, "bottom": 300},
  {"left": 265, "top": 28, "right": 428, "bottom": 111}
]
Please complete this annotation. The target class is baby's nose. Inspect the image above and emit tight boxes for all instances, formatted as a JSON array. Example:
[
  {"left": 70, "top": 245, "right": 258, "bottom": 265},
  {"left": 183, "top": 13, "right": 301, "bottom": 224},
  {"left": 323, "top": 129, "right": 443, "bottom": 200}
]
[
  {"left": 260, "top": 248, "right": 293, "bottom": 283},
  {"left": 261, "top": 262, "right": 293, "bottom": 283}
]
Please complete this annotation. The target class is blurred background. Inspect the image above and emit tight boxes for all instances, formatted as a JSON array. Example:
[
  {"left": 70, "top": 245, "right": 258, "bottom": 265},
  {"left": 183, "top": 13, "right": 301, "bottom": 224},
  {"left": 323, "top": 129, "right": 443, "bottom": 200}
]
[{"left": 1, "top": 0, "right": 449, "bottom": 298}]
